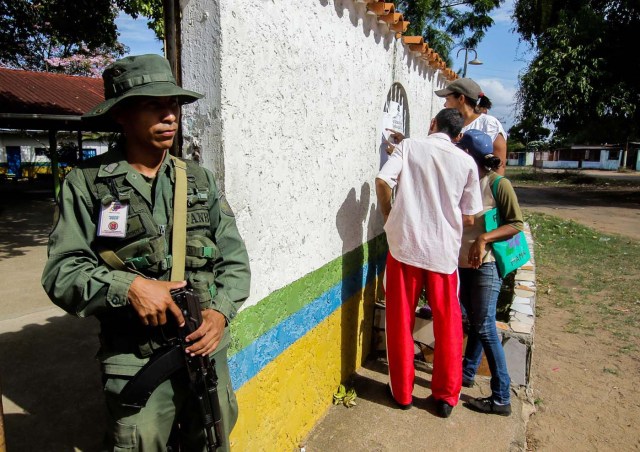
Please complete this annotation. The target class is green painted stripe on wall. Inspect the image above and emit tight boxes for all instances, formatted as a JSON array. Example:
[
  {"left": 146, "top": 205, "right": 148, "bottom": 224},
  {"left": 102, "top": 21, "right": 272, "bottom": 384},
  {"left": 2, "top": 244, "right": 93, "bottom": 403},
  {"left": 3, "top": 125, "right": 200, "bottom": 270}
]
[{"left": 229, "top": 234, "right": 387, "bottom": 355}]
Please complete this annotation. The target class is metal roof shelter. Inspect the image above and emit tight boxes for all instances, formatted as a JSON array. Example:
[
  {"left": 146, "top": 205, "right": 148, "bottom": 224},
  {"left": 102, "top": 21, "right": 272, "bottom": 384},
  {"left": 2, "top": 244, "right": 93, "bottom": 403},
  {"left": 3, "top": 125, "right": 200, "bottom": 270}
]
[
  {"left": 0, "top": 68, "right": 114, "bottom": 132},
  {"left": 0, "top": 68, "right": 114, "bottom": 196}
]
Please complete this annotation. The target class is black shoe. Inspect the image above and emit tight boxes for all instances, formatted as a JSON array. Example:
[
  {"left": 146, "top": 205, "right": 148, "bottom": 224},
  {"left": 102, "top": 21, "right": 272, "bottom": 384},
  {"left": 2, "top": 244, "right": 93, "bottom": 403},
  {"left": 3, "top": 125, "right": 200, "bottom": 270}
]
[
  {"left": 462, "top": 379, "right": 474, "bottom": 388},
  {"left": 387, "top": 384, "right": 412, "bottom": 410},
  {"left": 436, "top": 400, "right": 454, "bottom": 418},
  {"left": 465, "top": 397, "right": 512, "bottom": 416}
]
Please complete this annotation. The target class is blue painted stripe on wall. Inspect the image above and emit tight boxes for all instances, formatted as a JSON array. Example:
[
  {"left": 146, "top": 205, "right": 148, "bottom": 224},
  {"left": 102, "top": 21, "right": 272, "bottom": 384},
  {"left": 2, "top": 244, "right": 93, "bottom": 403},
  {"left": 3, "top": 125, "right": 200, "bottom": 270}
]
[{"left": 229, "top": 253, "right": 386, "bottom": 390}]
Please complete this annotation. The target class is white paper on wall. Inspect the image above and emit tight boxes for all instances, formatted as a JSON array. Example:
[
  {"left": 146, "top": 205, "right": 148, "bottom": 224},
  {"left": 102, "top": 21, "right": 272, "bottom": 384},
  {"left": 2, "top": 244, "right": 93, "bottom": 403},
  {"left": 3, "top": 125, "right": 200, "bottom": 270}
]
[{"left": 379, "top": 100, "right": 407, "bottom": 167}]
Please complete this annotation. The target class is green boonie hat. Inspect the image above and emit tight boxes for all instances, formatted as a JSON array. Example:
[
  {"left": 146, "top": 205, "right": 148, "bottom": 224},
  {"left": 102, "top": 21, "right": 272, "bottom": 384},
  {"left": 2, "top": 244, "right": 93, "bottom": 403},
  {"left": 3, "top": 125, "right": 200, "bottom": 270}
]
[
  {"left": 82, "top": 54, "right": 203, "bottom": 120},
  {"left": 434, "top": 77, "right": 483, "bottom": 101}
]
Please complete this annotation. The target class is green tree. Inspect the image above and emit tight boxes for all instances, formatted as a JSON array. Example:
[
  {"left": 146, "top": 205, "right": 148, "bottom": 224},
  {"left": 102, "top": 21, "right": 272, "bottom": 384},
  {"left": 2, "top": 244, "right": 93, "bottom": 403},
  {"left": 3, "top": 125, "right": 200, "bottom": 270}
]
[
  {"left": 117, "top": 0, "right": 163, "bottom": 41},
  {"left": 507, "top": 140, "right": 525, "bottom": 153},
  {"left": 396, "top": 0, "right": 503, "bottom": 65},
  {"left": 0, "top": 0, "right": 161, "bottom": 75},
  {"left": 513, "top": 0, "right": 640, "bottom": 142},
  {"left": 509, "top": 117, "right": 550, "bottom": 144}
]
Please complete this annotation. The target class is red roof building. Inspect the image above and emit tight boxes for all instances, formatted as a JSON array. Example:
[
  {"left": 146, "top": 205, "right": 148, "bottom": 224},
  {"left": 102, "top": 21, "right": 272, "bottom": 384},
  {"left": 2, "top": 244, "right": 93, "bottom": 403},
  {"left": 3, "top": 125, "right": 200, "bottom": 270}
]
[
  {"left": 0, "top": 68, "right": 107, "bottom": 131},
  {"left": 0, "top": 68, "right": 104, "bottom": 115}
]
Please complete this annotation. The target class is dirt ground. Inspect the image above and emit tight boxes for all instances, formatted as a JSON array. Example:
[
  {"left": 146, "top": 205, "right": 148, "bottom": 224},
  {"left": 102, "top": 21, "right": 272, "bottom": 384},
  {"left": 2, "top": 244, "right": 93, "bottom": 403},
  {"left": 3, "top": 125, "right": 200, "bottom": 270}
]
[
  {"left": 514, "top": 179, "right": 640, "bottom": 451},
  {"left": 515, "top": 184, "right": 640, "bottom": 241}
]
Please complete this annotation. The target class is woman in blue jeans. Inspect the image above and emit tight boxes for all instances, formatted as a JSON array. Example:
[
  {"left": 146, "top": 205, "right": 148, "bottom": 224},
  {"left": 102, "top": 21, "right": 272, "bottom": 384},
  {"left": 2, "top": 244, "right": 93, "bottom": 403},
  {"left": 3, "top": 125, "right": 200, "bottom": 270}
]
[{"left": 456, "top": 130, "right": 525, "bottom": 416}]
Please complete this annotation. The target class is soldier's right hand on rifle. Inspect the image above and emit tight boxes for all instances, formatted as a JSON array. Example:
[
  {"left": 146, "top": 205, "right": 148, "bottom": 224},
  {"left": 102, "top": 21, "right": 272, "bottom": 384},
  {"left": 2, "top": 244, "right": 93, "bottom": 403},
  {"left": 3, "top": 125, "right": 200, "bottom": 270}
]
[{"left": 128, "top": 277, "right": 186, "bottom": 327}]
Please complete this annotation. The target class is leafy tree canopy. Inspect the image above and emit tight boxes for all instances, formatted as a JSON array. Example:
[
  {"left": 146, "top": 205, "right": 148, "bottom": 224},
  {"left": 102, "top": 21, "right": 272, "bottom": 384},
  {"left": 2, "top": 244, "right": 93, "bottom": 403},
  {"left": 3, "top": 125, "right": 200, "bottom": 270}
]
[
  {"left": 0, "top": 0, "right": 161, "bottom": 76},
  {"left": 509, "top": 117, "right": 550, "bottom": 144},
  {"left": 118, "top": 0, "right": 163, "bottom": 41},
  {"left": 397, "top": 0, "right": 503, "bottom": 65},
  {"left": 507, "top": 140, "right": 525, "bottom": 152},
  {"left": 513, "top": 0, "right": 640, "bottom": 143}
]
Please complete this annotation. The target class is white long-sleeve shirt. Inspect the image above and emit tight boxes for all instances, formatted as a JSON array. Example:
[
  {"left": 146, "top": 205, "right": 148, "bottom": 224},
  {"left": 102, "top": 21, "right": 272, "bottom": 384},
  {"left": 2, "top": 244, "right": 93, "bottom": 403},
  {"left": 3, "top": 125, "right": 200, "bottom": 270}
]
[{"left": 377, "top": 133, "right": 483, "bottom": 274}]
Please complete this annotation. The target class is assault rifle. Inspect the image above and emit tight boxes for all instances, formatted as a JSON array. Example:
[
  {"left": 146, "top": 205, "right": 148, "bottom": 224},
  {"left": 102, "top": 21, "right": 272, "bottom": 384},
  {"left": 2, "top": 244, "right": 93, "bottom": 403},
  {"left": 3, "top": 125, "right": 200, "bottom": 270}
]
[{"left": 120, "top": 288, "right": 224, "bottom": 451}]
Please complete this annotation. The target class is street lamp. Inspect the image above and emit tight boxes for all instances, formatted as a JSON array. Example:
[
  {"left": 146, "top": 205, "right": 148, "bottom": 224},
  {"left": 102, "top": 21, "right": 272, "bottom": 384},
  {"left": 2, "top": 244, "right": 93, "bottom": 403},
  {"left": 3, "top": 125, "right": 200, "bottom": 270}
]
[{"left": 456, "top": 48, "right": 482, "bottom": 77}]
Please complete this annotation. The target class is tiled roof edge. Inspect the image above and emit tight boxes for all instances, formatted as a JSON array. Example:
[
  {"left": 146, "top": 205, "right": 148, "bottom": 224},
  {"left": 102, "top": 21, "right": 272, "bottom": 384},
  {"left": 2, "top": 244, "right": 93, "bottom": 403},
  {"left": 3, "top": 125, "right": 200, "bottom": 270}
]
[{"left": 360, "top": 0, "right": 458, "bottom": 80}]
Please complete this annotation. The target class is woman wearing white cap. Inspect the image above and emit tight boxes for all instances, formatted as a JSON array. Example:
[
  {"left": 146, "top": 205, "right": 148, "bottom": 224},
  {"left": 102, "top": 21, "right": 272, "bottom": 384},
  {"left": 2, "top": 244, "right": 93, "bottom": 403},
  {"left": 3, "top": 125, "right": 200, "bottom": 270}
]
[{"left": 436, "top": 78, "right": 507, "bottom": 175}]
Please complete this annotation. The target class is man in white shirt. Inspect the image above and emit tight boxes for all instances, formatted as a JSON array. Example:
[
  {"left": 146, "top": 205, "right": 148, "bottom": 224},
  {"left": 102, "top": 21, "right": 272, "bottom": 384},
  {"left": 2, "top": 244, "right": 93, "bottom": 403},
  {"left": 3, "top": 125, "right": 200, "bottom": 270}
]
[{"left": 375, "top": 108, "right": 483, "bottom": 418}]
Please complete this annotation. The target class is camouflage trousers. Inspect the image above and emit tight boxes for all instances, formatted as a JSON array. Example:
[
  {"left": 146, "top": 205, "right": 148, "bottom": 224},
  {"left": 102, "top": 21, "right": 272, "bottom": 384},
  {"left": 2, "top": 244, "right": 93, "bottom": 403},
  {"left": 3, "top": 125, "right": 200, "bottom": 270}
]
[{"left": 103, "top": 346, "right": 238, "bottom": 452}]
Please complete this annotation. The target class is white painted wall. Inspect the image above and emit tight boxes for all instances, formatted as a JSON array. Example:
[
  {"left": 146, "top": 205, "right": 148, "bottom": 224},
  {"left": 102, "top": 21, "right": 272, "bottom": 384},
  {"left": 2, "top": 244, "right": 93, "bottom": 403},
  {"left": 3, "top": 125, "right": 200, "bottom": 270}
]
[
  {"left": 0, "top": 136, "right": 50, "bottom": 163},
  {"left": 599, "top": 150, "right": 622, "bottom": 170},
  {"left": 542, "top": 161, "right": 579, "bottom": 169},
  {"left": 181, "top": 0, "right": 448, "bottom": 307},
  {"left": 508, "top": 153, "right": 534, "bottom": 166},
  {"left": 581, "top": 161, "right": 601, "bottom": 169}
]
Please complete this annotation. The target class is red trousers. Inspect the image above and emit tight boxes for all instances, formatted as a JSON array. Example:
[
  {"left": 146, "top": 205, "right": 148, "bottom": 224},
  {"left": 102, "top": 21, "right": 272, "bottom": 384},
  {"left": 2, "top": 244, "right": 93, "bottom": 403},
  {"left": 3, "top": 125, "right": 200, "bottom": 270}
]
[{"left": 385, "top": 253, "right": 463, "bottom": 406}]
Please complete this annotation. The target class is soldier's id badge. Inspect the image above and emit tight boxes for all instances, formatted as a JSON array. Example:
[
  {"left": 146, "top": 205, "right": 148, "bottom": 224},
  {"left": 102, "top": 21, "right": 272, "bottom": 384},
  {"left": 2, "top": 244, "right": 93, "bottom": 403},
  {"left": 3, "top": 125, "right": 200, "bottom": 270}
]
[{"left": 97, "top": 201, "right": 129, "bottom": 238}]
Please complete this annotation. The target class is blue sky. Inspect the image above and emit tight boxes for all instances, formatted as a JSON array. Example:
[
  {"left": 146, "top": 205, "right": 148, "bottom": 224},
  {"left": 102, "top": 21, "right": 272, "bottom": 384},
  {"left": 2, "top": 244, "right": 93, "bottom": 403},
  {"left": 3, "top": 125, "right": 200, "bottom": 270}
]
[
  {"left": 115, "top": 0, "right": 529, "bottom": 130},
  {"left": 450, "top": 0, "right": 534, "bottom": 130},
  {"left": 115, "top": 13, "right": 163, "bottom": 56}
]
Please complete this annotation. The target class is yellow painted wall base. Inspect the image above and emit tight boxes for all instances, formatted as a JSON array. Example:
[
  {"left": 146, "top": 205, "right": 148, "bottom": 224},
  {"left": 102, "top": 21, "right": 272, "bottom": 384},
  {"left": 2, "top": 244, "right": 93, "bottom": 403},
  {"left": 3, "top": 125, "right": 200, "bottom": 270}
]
[{"left": 230, "top": 277, "right": 380, "bottom": 451}]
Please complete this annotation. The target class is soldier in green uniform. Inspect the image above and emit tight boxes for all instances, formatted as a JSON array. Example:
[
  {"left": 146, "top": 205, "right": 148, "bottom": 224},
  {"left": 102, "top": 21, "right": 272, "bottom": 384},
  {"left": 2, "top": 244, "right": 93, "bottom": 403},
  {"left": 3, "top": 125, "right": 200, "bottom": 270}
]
[{"left": 41, "top": 54, "right": 251, "bottom": 451}]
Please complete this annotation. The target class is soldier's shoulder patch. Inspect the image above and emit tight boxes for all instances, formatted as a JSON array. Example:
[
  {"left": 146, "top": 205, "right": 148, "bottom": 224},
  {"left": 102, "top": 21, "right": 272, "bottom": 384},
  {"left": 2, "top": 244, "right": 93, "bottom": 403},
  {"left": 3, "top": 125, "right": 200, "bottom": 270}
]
[
  {"left": 103, "top": 162, "right": 119, "bottom": 173},
  {"left": 218, "top": 192, "right": 235, "bottom": 217}
]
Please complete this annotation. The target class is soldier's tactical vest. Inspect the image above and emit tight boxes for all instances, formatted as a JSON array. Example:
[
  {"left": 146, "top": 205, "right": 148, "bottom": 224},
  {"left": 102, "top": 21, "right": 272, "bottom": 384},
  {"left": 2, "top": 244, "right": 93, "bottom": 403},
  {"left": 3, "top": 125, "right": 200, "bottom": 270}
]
[{"left": 82, "top": 156, "right": 220, "bottom": 358}]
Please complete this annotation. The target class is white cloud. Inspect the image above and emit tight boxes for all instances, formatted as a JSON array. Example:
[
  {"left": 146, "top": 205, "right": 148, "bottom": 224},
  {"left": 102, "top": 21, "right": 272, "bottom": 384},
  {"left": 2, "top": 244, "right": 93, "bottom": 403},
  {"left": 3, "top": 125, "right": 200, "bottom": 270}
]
[
  {"left": 476, "top": 78, "right": 518, "bottom": 130},
  {"left": 116, "top": 15, "right": 155, "bottom": 42},
  {"left": 477, "top": 78, "right": 516, "bottom": 105},
  {"left": 491, "top": 0, "right": 514, "bottom": 24}
]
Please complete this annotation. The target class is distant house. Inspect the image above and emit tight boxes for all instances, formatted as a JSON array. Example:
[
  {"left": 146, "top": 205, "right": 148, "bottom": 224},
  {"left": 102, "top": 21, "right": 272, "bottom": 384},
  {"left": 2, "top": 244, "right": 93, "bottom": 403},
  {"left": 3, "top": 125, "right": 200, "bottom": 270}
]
[
  {"left": 507, "top": 150, "right": 535, "bottom": 167},
  {"left": 534, "top": 144, "right": 624, "bottom": 171},
  {"left": 0, "top": 68, "right": 111, "bottom": 178},
  {"left": 625, "top": 142, "right": 640, "bottom": 171}
]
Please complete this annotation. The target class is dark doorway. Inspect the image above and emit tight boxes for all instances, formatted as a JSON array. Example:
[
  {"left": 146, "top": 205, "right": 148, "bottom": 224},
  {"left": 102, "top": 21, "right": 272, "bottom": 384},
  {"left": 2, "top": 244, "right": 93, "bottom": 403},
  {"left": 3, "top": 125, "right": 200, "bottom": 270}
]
[{"left": 6, "top": 146, "right": 21, "bottom": 176}]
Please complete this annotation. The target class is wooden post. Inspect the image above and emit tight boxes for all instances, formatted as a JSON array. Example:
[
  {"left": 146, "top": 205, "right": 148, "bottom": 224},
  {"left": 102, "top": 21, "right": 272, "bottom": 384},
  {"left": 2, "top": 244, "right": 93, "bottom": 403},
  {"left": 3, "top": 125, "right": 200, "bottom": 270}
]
[
  {"left": 163, "top": 0, "right": 183, "bottom": 158},
  {"left": 77, "top": 130, "right": 83, "bottom": 162},
  {"left": 163, "top": 0, "right": 177, "bottom": 78},
  {"left": 622, "top": 138, "right": 629, "bottom": 170},
  {"left": 49, "top": 129, "right": 60, "bottom": 201},
  {"left": 0, "top": 378, "right": 6, "bottom": 452}
]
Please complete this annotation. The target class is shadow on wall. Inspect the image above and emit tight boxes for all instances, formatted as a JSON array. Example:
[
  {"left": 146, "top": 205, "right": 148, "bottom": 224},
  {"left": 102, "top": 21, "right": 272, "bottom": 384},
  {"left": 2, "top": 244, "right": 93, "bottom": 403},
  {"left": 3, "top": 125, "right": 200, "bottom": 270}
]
[
  {"left": 403, "top": 44, "right": 439, "bottom": 81},
  {"left": 336, "top": 183, "right": 385, "bottom": 381},
  {"left": 319, "top": 0, "right": 394, "bottom": 49},
  {"left": 321, "top": 0, "right": 447, "bottom": 82},
  {"left": 364, "top": 202, "right": 385, "bottom": 354},
  {"left": 0, "top": 315, "right": 105, "bottom": 451}
]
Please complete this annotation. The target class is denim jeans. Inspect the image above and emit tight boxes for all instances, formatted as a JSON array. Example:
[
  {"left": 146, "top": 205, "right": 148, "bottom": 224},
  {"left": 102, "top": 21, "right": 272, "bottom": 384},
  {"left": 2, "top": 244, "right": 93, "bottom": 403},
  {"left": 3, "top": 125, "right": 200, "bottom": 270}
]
[{"left": 459, "top": 263, "right": 511, "bottom": 404}]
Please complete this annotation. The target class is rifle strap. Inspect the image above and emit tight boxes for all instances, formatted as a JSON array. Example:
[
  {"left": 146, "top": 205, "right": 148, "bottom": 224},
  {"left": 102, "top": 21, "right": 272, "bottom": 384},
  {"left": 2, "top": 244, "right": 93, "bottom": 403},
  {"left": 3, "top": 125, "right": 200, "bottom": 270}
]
[
  {"left": 119, "top": 344, "right": 186, "bottom": 408},
  {"left": 98, "top": 249, "right": 146, "bottom": 277},
  {"left": 170, "top": 156, "right": 188, "bottom": 282}
]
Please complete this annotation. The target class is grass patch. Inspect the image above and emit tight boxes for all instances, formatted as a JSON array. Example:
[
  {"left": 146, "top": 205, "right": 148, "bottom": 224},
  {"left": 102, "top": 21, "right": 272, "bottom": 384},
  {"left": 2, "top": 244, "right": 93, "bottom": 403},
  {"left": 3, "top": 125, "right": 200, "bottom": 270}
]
[
  {"left": 619, "top": 344, "right": 638, "bottom": 354},
  {"left": 496, "top": 272, "right": 515, "bottom": 322},
  {"left": 527, "top": 213, "right": 640, "bottom": 355}
]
